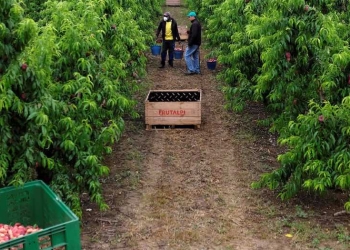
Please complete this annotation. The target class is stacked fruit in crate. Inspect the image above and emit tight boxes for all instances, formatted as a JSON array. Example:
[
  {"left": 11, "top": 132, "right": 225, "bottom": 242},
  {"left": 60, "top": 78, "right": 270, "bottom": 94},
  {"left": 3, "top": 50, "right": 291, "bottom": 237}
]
[
  {"left": 0, "top": 223, "right": 41, "bottom": 243},
  {"left": 0, "top": 180, "right": 81, "bottom": 250}
]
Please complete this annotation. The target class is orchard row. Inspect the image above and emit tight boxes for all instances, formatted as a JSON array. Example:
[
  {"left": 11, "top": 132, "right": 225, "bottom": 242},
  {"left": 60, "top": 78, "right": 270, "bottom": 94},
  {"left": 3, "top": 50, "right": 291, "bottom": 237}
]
[
  {"left": 188, "top": 0, "right": 350, "bottom": 209},
  {"left": 0, "top": 0, "right": 162, "bottom": 217}
]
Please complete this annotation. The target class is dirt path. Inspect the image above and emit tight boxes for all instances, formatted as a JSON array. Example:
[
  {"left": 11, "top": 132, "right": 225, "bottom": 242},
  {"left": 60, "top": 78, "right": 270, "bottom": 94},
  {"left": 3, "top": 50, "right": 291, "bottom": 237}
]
[
  {"left": 81, "top": 40, "right": 287, "bottom": 250},
  {"left": 80, "top": 5, "right": 349, "bottom": 250}
]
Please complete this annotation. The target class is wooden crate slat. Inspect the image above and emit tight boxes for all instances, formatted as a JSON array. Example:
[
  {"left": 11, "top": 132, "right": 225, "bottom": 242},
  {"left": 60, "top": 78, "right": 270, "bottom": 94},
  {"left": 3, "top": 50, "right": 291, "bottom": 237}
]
[
  {"left": 146, "top": 108, "right": 201, "bottom": 117},
  {"left": 147, "top": 102, "right": 200, "bottom": 109},
  {"left": 146, "top": 116, "right": 201, "bottom": 125},
  {"left": 165, "top": 0, "right": 182, "bottom": 6}
]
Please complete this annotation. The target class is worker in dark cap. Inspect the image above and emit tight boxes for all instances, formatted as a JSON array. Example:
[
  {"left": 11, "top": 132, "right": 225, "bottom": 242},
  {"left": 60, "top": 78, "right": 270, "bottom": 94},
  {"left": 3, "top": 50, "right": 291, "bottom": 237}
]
[{"left": 156, "top": 12, "right": 181, "bottom": 68}]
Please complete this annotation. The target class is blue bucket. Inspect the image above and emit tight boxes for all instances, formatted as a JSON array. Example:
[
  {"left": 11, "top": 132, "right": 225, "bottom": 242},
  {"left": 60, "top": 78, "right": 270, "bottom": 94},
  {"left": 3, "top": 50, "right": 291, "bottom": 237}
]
[
  {"left": 151, "top": 45, "right": 161, "bottom": 55},
  {"left": 174, "top": 49, "right": 183, "bottom": 59},
  {"left": 207, "top": 60, "right": 217, "bottom": 70}
]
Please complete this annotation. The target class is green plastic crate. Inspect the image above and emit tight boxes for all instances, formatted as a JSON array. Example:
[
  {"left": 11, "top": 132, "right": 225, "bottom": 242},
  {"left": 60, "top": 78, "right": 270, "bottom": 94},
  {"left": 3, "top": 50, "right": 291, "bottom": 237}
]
[{"left": 0, "top": 180, "right": 81, "bottom": 250}]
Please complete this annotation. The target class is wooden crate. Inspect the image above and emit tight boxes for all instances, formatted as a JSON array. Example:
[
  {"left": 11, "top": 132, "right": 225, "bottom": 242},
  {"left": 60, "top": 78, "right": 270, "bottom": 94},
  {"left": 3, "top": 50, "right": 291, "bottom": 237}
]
[
  {"left": 178, "top": 25, "right": 188, "bottom": 41},
  {"left": 165, "top": 0, "right": 182, "bottom": 6},
  {"left": 145, "top": 89, "right": 201, "bottom": 130}
]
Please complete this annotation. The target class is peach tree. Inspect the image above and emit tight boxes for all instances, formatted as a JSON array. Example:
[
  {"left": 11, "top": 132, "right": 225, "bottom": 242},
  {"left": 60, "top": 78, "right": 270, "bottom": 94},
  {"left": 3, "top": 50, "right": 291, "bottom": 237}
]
[
  {"left": 1, "top": 0, "right": 161, "bottom": 217},
  {"left": 186, "top": 0, "right": 224, "bottom": 25},
  {"left": 205, "top": 0, "right": 268, "bottom": 110},
  {"left": 203, "top": 0, "right": 350, "bottom": 209}
]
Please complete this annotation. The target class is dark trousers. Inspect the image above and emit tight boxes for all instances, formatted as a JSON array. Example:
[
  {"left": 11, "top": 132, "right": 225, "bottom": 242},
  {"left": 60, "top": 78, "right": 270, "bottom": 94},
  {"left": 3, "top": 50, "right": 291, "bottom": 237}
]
[{"left": 161, "top": 40, "right": 175, "bottom": 63}]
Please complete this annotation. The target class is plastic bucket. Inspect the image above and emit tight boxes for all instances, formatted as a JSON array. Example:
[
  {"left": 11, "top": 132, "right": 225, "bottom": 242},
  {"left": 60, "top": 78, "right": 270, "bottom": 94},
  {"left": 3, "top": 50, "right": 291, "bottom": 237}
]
[
  {"left": 151, "top": 45, "right": 161, "bottom": 55},
  {"left": 174, "top": 50, "right": 183, "bottom": 59},
  {"left": 207, "top": 61, "right": 217, "bottom": 70}
]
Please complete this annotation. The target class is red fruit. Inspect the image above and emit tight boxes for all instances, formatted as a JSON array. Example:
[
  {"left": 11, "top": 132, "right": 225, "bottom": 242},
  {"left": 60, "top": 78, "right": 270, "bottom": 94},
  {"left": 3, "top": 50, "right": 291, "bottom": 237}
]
[
  {"left": 347, "top": 75, "right": 350, "bottom": 85},
  {"left": 304, "top": 5, "right": 309, "bottom": 12},
  {"left": 318, "top": 115, "right": 324, "bottom": 122},
  {"left": 21, "top": 93, "right": 26, "bottom": 100},
  {"left": 285, "top": 52, "right": 291, "bottom": 62},
  {"left": 18, "top": 226, "right": 27, "bottom": 235},
  {"left": 21, "top": 63, "right": 28, "bottom": 71},
  {"left": 293, "top": 99, "right": 297, "bottom": 105}
]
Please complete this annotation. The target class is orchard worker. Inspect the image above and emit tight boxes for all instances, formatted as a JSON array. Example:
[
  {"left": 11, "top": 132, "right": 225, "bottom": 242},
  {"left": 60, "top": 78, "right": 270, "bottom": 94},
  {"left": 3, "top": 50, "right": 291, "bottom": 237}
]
[
  {"left": 184, "top": 11, "right": 201, "bottom": 75},
  {"left": 156, "top": 12, "right": 181, "bottom": 68}
]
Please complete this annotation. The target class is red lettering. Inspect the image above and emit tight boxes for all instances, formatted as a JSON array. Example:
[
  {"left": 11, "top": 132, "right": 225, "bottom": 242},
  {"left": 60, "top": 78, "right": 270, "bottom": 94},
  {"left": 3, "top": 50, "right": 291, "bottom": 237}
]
[{"left": 158, "top": 109, "right": 186, "bottom": 116}]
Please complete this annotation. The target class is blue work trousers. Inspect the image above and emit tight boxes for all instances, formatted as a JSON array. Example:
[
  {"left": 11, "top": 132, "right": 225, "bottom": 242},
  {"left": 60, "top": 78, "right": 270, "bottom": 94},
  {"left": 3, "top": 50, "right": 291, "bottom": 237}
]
[{"left": 184, "top": 45, "right": 200, "bottom": 73}]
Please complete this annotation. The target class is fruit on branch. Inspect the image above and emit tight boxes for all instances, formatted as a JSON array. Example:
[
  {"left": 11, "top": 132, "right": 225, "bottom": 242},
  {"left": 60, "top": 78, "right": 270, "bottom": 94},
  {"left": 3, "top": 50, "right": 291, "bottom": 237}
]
[
  {"left": 21, "top": 93, "right": 26, "bottom": 100},
  {"left": 21, "top": 63, "right": 28, "bottom": 71},
  {"left": 304, "top": 5, "right": 310, "bottom": 12},
  {"left": 318, "top": 115, "right": 324, "bottom": 122},
  {"left": 285, "top": 52, "right": 291, "bottom": 61}
]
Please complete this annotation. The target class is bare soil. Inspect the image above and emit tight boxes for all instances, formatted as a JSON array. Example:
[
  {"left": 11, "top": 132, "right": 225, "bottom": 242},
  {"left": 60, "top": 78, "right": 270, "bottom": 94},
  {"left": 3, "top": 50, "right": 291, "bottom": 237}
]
[{"left": 80, "top": 6, "right": 350, "bottom": 250}]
